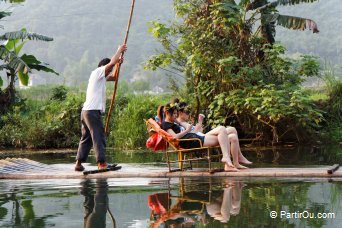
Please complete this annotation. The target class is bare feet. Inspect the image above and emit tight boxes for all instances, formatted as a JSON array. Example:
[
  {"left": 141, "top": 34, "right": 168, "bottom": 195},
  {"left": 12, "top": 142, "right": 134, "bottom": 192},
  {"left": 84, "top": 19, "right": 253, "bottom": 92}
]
[
  {"left": 224, "top": 164, "right": 239, "bottom": 172},
  {"left": 234, "top": 164, "right": 248, "bottom": 169},
  {"left": 238, "top": 156, "right": 252, "bottom": 165},
  {"left": 221, "top": 157, "right": 233, "bottom": 166}
]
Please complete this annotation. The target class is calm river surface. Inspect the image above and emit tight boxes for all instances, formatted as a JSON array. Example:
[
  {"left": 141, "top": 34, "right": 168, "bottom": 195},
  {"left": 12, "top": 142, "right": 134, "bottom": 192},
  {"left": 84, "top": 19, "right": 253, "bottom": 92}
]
[{"left": 0, "top": 146, "right": 341, "bottom": 227}]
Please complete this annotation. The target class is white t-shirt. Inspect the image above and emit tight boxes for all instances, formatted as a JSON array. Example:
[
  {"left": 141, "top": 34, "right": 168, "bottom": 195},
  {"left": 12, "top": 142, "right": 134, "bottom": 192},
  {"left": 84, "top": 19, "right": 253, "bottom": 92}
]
[{"left": 82, "top": 66, "right": 106, "bottom": 113}]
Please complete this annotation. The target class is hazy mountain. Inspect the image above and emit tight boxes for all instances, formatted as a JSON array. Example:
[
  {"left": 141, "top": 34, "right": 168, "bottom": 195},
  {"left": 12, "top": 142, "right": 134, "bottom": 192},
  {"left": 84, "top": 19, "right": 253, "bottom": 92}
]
[
  {"left": 1, "top": 0, "right": 174, "bottom": 88},
  {"left": 277, "top": 0, "right": 342, "bottom": 67},
  {"left": 1, "top": 0, "right": 341, "bottom": 89}
]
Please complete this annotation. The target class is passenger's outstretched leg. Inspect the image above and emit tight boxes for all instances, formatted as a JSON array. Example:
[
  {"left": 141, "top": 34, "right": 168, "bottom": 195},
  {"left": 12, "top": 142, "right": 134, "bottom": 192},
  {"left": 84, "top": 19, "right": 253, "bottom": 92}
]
[
  {"left": 226, "top": 127, "right": 252, "bottom": 165},
  {"left": 203, "top": 127, "right": 238, "bottom": 172},
  {"left": 228, "top": 134, "right": 247, "bottom": 169}
]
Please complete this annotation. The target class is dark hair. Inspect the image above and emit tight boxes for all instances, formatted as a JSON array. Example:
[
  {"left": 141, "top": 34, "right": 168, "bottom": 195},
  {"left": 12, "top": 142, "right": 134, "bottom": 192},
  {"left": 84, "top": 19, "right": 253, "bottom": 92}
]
[
  {"left": 178, "top": 102, "right": 188, "bottom": 111},
  {"left": 178, "top": 102, "right": 191, "bottom": 114},
  {"left": 171, "top": 97, "right": 180, "bottom": 104},
  {"left": 98, "top": 58, "right": 111, "bottom": 67},
  {"left": 156, "top": 105, "right": 164, "bottom": 123},
  {"left": 164, "top": 103, "right": 178, "bottom": 115}
]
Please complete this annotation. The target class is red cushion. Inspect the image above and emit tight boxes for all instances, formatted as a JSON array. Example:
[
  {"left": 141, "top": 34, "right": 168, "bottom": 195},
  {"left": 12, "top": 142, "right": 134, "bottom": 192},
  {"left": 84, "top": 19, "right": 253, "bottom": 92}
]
[{"left": 147, "top": 118, "right": 179, "bottom": 149}]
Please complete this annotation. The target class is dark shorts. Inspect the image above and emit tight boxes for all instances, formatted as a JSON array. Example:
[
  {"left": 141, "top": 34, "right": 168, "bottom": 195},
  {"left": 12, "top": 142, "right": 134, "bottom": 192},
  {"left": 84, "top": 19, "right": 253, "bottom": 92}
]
[{"left": 179, "top": 133, "right": 205, "bottom": 149}]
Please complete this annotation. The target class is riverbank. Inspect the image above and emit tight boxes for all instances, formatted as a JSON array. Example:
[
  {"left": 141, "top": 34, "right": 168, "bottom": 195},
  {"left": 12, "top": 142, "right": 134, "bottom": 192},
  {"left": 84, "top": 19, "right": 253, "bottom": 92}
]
[{"left": 0, "top": 148, "right": 77, "bottom": 157}]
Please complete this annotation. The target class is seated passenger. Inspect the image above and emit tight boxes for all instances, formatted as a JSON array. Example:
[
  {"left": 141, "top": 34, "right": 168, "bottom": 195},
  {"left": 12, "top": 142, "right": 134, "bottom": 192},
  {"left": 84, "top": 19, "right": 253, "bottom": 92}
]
[
  {"left": 177, "top": 102, "right": 252, "bottom": 166},
  {"left": 160, "top": 103, "right": 240, "bottom": 172}
]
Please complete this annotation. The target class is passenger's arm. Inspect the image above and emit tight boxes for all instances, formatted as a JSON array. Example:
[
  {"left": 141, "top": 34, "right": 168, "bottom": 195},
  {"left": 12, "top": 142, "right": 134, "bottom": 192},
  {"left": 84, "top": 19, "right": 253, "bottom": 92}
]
[
  {"left": 193, "top": 123, "right": 203, "bottom": 133},
  {"left": 167, "top": 125, "right": 192, "bottom": 139}
]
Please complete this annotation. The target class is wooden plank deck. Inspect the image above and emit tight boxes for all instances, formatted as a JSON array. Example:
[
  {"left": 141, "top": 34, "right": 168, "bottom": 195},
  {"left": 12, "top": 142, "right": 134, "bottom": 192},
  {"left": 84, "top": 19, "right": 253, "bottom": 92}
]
[{"left": 0, "top": 158, "right": 341, "bottom": 179}]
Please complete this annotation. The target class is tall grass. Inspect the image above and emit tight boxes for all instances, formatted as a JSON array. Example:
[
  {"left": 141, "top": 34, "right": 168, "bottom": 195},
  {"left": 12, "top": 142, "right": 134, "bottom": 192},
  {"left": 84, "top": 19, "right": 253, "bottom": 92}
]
[
  {"left": 320, "top": 65, "right": 342, "bottom": 142},
  {"left": 108, "top": 94, "right": 169, "bottom": 149},
  {"left": 0, "top": 85, "right": 171, "bottom": 149}
]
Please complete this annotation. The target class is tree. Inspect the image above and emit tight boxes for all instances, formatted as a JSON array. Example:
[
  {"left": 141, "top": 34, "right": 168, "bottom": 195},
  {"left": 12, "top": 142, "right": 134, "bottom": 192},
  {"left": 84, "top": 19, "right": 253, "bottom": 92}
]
[
  {"left": 145, "top": 0, "right": 322, "bottom": 143},
  {"left": 0, "top": 1, "right": 58, "bottom": 113}
]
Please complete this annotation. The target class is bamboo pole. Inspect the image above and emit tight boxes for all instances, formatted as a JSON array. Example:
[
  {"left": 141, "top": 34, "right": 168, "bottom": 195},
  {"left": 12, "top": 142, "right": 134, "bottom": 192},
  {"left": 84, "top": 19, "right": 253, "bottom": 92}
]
[{"left": 105, "top": 0, "right": 135, "bottom": 135}]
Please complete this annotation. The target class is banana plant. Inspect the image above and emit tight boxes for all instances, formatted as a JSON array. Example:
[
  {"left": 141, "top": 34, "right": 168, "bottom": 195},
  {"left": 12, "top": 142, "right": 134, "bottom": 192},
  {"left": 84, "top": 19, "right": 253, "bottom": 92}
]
[
  {"left": 0, "top": 8, "right": 57, "bottom": 112},
  {"left": 0, "top": 28, "right": 58, "bottom": 88},
  {"left": 244, "top": 0, "right": 319, "bottom": 43}
]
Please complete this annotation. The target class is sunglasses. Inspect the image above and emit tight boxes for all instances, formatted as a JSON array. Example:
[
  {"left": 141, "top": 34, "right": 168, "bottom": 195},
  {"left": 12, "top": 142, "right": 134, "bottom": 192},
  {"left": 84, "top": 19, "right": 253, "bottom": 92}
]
[{"left": 183, "top": 110, "right": 191, "bottom": 115}]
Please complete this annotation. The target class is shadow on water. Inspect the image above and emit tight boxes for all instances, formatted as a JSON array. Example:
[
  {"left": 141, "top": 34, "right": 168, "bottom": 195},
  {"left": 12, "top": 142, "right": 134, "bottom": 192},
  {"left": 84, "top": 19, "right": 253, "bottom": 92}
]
[{"left": 0, "top": 177, "right": 341, "bottom": 227}]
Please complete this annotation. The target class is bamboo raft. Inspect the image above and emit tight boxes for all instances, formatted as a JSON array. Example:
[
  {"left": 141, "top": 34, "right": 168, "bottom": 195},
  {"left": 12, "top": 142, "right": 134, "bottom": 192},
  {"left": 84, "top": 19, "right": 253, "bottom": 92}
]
[{"left": 0, "top": 158, "right": 341, "bottom": 179}]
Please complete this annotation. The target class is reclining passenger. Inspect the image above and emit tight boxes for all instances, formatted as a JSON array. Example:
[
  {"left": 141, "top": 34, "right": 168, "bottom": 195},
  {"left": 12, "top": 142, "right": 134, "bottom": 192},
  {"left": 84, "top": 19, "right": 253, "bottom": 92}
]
[
  {"left": 176, "top": 102, "right": 252, "bottom": 166},
  {"left": 160, "top": 103, "right": 241, "bottom": 172}
]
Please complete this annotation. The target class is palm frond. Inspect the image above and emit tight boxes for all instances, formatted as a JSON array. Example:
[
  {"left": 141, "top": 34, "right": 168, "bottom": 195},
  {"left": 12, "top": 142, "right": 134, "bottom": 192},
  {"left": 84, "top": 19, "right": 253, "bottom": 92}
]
[
  {"left": 254, "top": 0, "right": 319, "bottom": 11},
  {"left": 0, "top": 31, "right": 53, "bottom": 41},
  {"left": 263, "top": 13, "right": 319, "bottom": 33},
  {"left": 0, "top": 45, "right": 30, "bottom": 73},
  {"left": 0, "top": 11, "right": 11, "bottom": 20},
  {"left": 0, "top": 64, "right": 9, "bottom": 71},
  {"left": 277, "top": 14, "right": 319, "bottom": 33},
  {"left": 273, "top": 0, "right": 319, "bottom": 6},
  {"left": 18, "top": 70, "right": 29, "bottom": 86},
  {"left": 21, "top": 54, "right": 59, "bottom": 75},
  {"left": 10, "top": 0, "right": 26, "bottom": 3}
]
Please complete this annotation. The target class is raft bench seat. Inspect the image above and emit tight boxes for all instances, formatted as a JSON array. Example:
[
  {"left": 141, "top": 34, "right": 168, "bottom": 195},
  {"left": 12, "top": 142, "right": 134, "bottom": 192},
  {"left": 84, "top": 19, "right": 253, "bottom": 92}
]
[{"left": 146, "top": 118, "right": 222, "bottom": 172}]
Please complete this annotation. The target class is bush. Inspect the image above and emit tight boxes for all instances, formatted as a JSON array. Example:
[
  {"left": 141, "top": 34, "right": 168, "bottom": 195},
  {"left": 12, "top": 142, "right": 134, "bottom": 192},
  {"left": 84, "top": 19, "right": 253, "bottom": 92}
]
[
  {"left": 50, "top": 85, "right": 68, "bottom": 101},
  {"left": 208, "top": 84, "right": 323, "bottom": 143},
  {"left": 0, "top": 93, "right": 84, "bottom": 149},
  {"left": 107, "top": 94, "right": 169, "bottom": 149},
  {"left": 0, "top": 89, "right": 170, "bottom": 149}
]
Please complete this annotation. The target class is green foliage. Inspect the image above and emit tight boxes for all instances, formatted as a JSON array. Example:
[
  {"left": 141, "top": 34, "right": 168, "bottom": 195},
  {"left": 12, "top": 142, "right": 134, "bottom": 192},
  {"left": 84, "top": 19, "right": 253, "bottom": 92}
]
[
  {"left": 19, "top": 84, "right": 83, "bottom": 101},
  {"left": 0, "top": 0, "right": 26, "bottom": 3},
  {"left": 0, "top": 28, "right": 56, "bottom": 80},
  {"left": 0, "top": 92, "right": 83, "bottom": 148},
  {"left": 0, "top": 3, "right": 57, "bottom": 114},
  {"left": 298, "top": 55, "right": 320, "bottom": 77},
  {"left": 50, "top": 85, "right": 68, "bottom": 101},
  {"left": 208, "top": 84, "right": 323, "bottom": 142},
  {"left": 146, "top": 0, "right": 323, "bottom": 143},
  {"left": 325, "top": 77, "right": 342, "bottom": 119},
  {"left": 0, "top": 85, "right": 170, "bottom": 149},
  {"left": 0, "top": 30, "right": 53, "bottom": 41},
  {"left": 108, "top": 94, "right": 169, "bottom": 149},
  {"left": 320, "top": 72, "right": 342, "bottom": 141}
]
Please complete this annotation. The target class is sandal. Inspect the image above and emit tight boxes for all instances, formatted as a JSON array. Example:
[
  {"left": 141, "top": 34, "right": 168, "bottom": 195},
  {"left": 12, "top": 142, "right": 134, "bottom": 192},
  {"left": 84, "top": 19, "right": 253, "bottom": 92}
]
[{"left": 97, "top": 162, "right": 118, "bottom": 170}]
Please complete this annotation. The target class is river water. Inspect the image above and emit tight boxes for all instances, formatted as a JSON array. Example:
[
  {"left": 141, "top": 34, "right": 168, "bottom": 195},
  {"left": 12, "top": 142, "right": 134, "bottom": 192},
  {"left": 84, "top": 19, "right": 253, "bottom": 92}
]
[{"left": 0, "top": 146, "right": 341, "bottom": 227}]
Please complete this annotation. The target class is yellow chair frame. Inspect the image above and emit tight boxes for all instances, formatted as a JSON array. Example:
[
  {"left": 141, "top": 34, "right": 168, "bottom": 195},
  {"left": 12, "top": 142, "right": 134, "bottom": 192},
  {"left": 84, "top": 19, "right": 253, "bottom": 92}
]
[{"left": 146, "top": 118, "right": 222, "bottom": 172}]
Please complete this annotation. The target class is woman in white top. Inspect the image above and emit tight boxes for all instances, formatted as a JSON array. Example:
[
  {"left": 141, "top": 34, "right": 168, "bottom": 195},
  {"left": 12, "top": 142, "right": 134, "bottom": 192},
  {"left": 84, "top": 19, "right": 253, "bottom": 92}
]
[{"left": 176, "top": 102, "right": 252, "bottom": 168}]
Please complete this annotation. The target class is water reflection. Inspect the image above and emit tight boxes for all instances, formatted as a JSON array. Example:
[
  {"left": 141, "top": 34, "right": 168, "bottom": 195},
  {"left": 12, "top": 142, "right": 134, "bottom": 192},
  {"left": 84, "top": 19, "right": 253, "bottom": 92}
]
[
  {"left": 206, "top": 180, "right": 244, "bottom": 223},
  {"left": 0, "top": 178, "right": 341, "bottom": 227},
  {"left": 80, "top": 179, "right": 116, "bottom": 228},
  {"left": 148, "top": 179, "right": 245, "bottom": 227}
]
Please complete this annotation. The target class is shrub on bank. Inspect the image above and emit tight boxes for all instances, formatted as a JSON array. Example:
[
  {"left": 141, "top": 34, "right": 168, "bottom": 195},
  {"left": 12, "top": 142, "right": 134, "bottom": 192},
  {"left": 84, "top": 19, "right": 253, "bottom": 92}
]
[
  {"left": 0, "top": 94, "right": 84, "bottom": 148},
  {"left": 0, "top": 91, "right": 169, "bottom": 149},
  {"left": 107, "top": 95, "right": 169, "bottom": 149}
]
